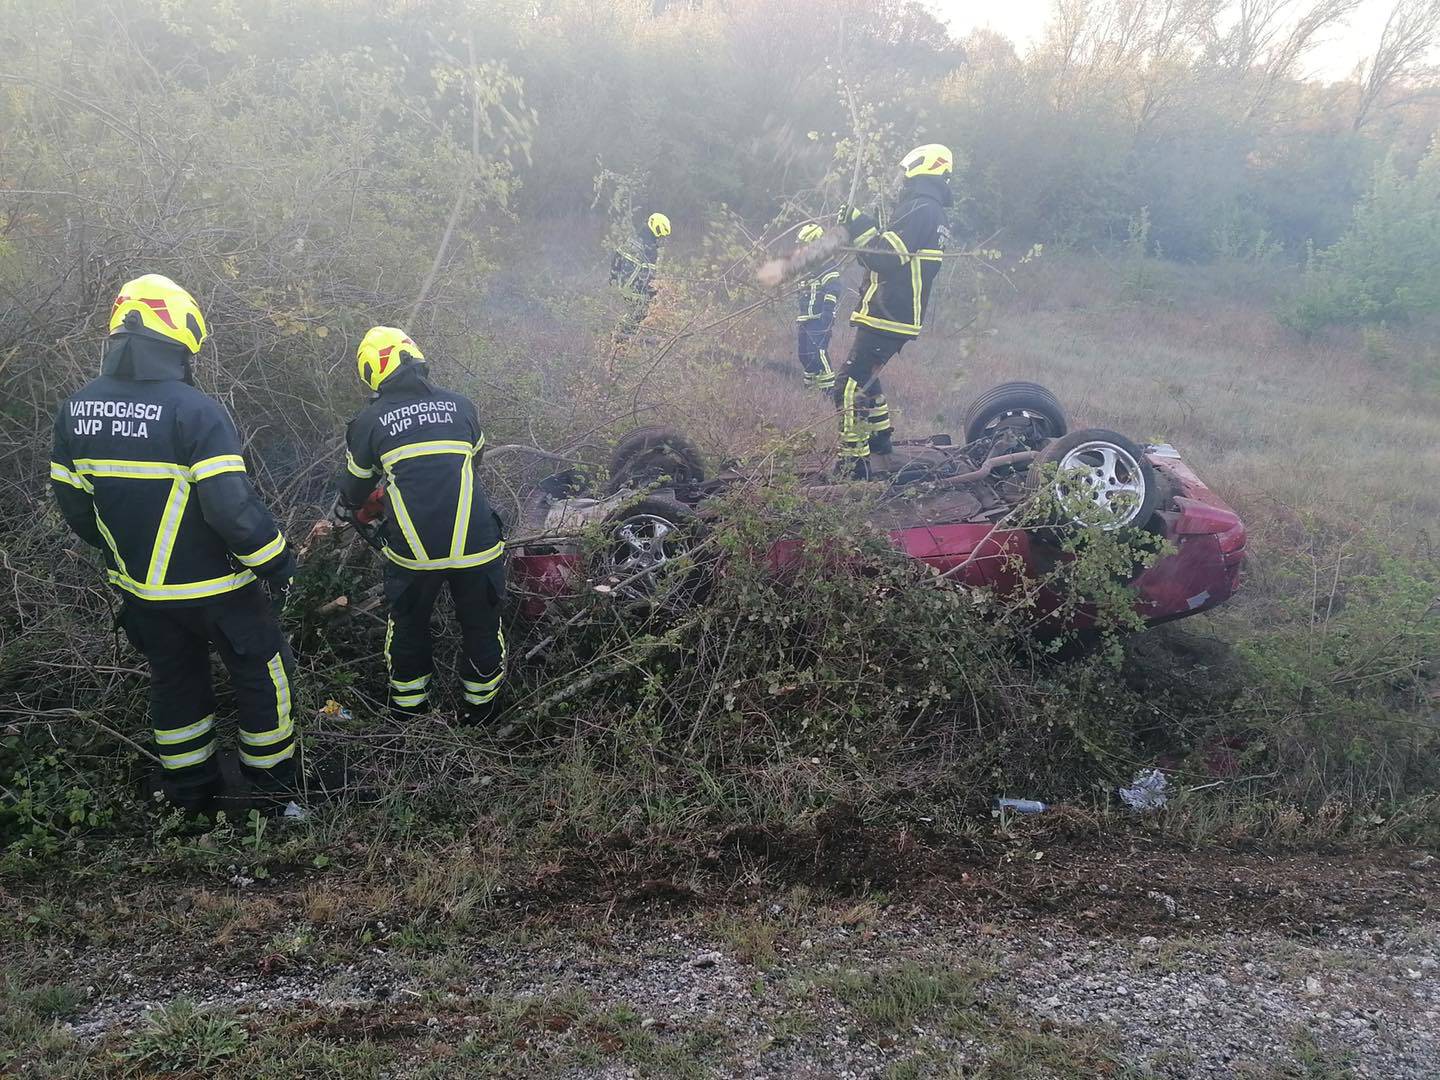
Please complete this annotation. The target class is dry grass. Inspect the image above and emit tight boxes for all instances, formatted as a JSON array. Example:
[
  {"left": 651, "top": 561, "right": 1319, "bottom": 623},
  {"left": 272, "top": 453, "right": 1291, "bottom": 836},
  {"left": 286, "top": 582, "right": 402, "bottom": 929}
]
[
  {"left": 530, "top": 234, "right": 1435, "bottom": 546},
  {"left": 683, "top": 251, "right": 1440, "bottom": 535}
]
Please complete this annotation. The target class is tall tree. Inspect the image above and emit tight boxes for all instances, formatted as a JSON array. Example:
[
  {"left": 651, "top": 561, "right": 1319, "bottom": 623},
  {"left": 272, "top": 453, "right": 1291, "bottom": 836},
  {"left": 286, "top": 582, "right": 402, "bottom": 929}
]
[{"left": 1353, "top": 0, "right": 1440, "bottom": 131}]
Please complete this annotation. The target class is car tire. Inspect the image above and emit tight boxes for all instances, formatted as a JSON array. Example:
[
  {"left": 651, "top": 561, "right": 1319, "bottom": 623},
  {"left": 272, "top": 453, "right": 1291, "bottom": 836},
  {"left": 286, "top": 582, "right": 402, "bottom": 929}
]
[
  {"left": 962, "top": 382, "right": 1069, "bottom": 444},
  {"left": 606, "top": 425, "right": 708, "bottom": 494},
  {"left": 1027, "top": 428, "right": 1160, "bottom": 531},
  {"left": 593, "top": 495, "right": 707, "bottom": 605}
]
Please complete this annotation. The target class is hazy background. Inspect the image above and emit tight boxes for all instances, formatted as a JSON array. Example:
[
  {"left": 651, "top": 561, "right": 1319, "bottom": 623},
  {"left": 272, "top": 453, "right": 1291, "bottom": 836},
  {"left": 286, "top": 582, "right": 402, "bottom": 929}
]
[{"left": 943, "top": 0, "right": 1439, "bottom": 79}]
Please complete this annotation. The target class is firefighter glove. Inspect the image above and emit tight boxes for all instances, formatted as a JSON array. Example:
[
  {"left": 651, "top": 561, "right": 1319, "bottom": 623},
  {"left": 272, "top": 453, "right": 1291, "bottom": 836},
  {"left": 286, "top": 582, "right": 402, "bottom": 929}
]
[{"left": 259, "top": 549, "right": 297, "bottom": 612}]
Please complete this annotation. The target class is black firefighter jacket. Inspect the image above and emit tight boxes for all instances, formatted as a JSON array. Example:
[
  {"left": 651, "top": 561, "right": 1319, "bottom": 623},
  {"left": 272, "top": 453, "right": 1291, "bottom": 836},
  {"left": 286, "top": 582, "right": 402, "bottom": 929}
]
[
  {"left": 844, "top": 174, "right": 951, "bottom": 339},
  {"left": 338, "top": 365, "right": 503, "bottom": 572},
  {"left": 796, "top": 260, "right": 843, "bottom": 333},
  {"left": 50, "top": 336, "right": 290, "bottom": 605},
  {"left": 610, "top": 228, "right": 660, "bottom": 299}
]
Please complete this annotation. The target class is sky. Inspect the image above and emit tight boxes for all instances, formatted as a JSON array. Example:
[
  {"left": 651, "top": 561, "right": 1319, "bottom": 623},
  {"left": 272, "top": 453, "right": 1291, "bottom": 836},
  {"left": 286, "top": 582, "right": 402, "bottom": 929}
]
[{"left": 933, "top": 0, "right": 1419, "bottom": 83}]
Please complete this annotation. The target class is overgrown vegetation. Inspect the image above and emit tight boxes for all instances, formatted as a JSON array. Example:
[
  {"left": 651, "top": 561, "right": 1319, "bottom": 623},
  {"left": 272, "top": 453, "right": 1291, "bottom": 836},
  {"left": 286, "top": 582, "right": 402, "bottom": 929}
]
[
  {"left": 1285, "top": 139, "right": 1440, "bottom": 331},
  {"left": 2, "top": 0, "right": 1439, "bottom": 914}
]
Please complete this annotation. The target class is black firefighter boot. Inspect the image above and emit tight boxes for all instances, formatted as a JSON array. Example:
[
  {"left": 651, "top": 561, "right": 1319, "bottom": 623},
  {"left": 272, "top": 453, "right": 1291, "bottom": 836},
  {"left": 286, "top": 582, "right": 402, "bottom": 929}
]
[
  {"left": 142, "top": 760, "right": 222, "bottom": 816},
  {"left": 460, "top": 698, "right": 499, "bottom": 728}
]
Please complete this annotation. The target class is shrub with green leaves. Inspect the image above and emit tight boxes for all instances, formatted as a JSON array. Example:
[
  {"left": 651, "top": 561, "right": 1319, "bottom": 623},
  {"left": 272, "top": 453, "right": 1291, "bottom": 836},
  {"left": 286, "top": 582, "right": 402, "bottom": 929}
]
[
  {"left": 503, "top": 475, "right": 1172, "bottom": 841},
  {"left": 1225, "top": 528, "right": 1440, "bottom": 801},
  {"left": 1284, "top": 140, "right": 1440, "bottom": 332}
]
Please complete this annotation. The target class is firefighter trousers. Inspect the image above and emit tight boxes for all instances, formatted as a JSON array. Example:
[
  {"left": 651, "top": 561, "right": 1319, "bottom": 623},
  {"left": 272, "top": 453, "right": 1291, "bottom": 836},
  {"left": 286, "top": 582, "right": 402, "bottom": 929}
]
[
  {"left": 834, "top": 329, "right": 906, "bottom": 459},
  {"left": 121, "top": 584, "right": 298, "bottom": 805},
  {"left": 797, "top": 325, "right": 836, "bottom": 392},
  {"left": 383, "top": 560, "right": 507, "bottom": 723}
]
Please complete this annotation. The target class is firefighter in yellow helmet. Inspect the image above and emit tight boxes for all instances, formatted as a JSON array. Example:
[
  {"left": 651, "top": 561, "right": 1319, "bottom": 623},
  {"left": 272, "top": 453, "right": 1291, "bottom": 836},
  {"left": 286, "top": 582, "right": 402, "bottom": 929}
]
[
  {"left": 49, "top": 274, "right": 298, "bottom": 811},
  {"left": 610, "top": 210, "right": 671, "bottom": 331},
  {"left": 834, "top": 143, "right": 953, "bottom": 478},
  {"left": 336, "top": 328, "right": 506, "bottom": 724},
  {"left": 794, "top": 222, "right": 843, "bottom": 393}
]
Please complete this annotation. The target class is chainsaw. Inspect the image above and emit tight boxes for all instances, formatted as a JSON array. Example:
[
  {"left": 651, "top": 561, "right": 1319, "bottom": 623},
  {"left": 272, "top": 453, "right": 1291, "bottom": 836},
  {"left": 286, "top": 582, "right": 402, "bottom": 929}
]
[
  {"left": 300, "top": 485, "right": 387, "bottom": 557},
  {"left": 341, "top": 485, "right": 387, "bottom": 552}
]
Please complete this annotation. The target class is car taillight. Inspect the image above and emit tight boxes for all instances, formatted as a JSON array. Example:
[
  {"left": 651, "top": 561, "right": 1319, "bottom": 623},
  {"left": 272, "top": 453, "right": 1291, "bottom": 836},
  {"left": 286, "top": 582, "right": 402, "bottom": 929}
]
[
  {"left": 1174, "top": 497, "right": 1243, "bottom": 538},
  {"left": 1216, "top": 520, "right": 1246, "bottom": 555}
]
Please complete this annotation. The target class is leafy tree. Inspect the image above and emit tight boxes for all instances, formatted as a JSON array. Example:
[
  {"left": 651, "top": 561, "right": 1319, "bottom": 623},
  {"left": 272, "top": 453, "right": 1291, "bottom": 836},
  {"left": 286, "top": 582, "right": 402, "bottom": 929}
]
[{"left": 1285, "top": 139, "right": 1440, "bottom": 329}]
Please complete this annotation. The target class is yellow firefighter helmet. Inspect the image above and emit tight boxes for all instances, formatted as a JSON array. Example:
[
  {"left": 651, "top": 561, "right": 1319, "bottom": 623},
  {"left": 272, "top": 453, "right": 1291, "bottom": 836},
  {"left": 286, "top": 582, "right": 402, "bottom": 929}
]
[
  {"left": 901, "top": 143, "right": 954, "bottom": 179},
  {"left": 108, "top": 274, "right": 208, "bottom": 355},
  {"left": 356, "top": 326, "right": 424, "bottom": 392}
]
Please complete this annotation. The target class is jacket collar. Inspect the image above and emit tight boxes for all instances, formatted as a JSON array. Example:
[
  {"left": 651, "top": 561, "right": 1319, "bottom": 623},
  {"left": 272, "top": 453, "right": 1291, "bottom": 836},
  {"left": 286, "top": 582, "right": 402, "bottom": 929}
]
[
  {"left": 376, "top": 363, "right": 434, "bottom": 398},
  {"left": 906, "top": 174, "right": 954, "bottom": 208},
  {"left": 101, "top": 334, "right": 190, "bottom": 382}
]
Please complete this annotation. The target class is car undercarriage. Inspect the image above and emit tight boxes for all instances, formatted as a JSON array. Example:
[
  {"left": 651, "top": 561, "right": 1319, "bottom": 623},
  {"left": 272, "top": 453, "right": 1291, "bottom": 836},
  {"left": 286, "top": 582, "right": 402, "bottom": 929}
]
[{"left": 509, "top": 382, "right": 1247, "bottom": 629}]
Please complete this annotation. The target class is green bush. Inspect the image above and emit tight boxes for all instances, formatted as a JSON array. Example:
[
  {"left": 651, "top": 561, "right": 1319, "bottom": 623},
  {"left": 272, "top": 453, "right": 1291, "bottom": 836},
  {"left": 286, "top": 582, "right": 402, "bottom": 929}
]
[
  {"left": 499, "top": 474, "right": 1172, "bottom": 844},
  {"left": 1226, "top": 528, "right": 1440, "bottom": 801},
  {"left": 0, "top": 0, "right": 532, "bottom": 494},
  {"left": 1283, "top": 141, "right": 1440, "bottom": 332}
]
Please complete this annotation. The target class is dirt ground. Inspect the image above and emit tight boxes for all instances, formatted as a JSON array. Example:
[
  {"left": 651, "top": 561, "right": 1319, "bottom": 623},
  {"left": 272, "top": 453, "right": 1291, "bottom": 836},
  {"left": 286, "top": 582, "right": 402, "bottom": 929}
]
[{"left": 6, "top": 835, "right": 1437, "bottom": 1078}]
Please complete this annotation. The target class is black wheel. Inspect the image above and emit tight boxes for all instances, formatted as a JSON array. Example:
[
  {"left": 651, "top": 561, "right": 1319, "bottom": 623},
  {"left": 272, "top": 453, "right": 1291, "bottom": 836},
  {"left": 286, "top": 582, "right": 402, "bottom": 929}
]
[
  {"left": 592, "top": 496, "right": 706, "bottom": 605},
  {"left": 606, "top": 425, "right": 708, "bottom": 494},
  {"left": 1027, "top": 428, "right": 1160, "bottom": 531},
  {"left": 962, "top": 382, "right": 1069, "bottom": 444}
]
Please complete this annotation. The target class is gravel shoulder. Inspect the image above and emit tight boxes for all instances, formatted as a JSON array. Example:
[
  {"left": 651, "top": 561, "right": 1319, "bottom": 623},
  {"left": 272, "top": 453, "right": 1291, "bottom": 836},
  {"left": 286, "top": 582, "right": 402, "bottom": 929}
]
[{"left": 5, "top": 844, "right": 1437, "bottom": 1077}]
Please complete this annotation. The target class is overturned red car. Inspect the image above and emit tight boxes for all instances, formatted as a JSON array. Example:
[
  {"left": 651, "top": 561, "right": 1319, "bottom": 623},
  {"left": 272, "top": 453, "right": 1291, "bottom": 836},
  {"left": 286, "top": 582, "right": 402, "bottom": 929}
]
[{"left": 508, "top": 382, "right": 1245, "bottom": 628}]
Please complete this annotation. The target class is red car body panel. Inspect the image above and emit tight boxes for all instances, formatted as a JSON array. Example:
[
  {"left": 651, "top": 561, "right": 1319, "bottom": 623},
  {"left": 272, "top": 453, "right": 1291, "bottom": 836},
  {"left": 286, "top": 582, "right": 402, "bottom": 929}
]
[{"left": 510, "top": 448, "right": 1245, "bottom": 628}]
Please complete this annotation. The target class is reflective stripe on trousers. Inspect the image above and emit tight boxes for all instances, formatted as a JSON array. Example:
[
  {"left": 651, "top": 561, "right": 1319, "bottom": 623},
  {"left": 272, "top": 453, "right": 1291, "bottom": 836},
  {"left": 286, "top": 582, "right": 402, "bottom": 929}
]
[
  {"left": 120, "top": 585, "right": 299, "bottom": 800},
  {"left": 834, "top": 331, "right": 906, "bottom": 460},
  {"left": 462, "top": 626, "right": 506, "bottom": 707},
  {"left": 383, "top": 562, "right": 506, "bottom": 718},
  {"left": 838, "top": 377, "right": 870, "bottom": 459},
  {"left": 238, "top": 653, "right": 297, "bottom": 769},
  {"left": 798, "top": 325, "right": 835, "bottom": 391}
]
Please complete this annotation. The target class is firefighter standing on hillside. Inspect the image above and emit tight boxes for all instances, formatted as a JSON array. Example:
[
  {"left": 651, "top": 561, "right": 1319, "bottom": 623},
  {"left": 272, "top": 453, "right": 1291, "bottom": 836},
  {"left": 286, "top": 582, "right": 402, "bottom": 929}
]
[
  {"left": 834, "top": 144, "right": 953, "bottom": 477},
  {"left": 610, "top": 211, "right": 671, "bottom": 328},
  {"left": 336, "top": 328, "right": 507, "bottom": 724},
  {"left": 50, "top": 275, "right": 299, "bottom": 811},
  {"left": 794, "top": 223, "right": 843, "bottom": 393}
]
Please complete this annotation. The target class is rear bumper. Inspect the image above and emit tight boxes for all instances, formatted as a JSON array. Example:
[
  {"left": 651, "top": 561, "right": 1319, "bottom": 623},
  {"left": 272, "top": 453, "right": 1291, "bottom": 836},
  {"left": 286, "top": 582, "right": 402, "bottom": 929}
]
[
  {"left": 1135, "top": 450, "right": 1246, "bottom": 621},
  {"left": 1133, "top": 531, "right": 1245, "bottom": 622}
]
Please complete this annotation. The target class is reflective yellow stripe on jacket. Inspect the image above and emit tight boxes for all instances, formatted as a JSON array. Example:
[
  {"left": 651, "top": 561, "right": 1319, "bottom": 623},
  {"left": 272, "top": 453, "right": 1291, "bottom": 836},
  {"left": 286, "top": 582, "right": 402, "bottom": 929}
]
[
  {"left": 797, "top": 269, "right": 841, "bottom": 323},
  {"left": 382, "top": 541, "right": 504, "bottom": 572},
  {"left": 50, "top": 462, "right": 94, "bottom": 492},
  {"left": 108, "top": 568, "right": 257, "bottom": 602},
  {"left": 236, "top": 533, "right": 286, "bottom": 568},
  {"left": 192, "top": 454, "right": 246, "bottom": 480},
  {"left": 377, "top": 440, "right": 504, "bottom": 571},
  {"left": 68, "top": 456, "right": 268, "bottom": 601},
  {"left": 72, "top": 455, "right": 247, "bottom": 483},
  {"left": 346, "top": 450, "right": 376, "bottom": 479},
  {"left": 850, "top": 231, "right": 941, "bottom": 338}
]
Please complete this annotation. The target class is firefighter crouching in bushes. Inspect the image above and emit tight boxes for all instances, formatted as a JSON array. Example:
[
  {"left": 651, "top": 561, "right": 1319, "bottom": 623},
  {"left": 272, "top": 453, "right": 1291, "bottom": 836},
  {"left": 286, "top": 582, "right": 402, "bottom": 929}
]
[
  {"left": 794, "top": 223, "right": 843, "bottom": 393},
  {"left": 834, "top": 143, "right": 952, "bottom": 478},
  {"left": 336, "top": 328, "right": 507, "bottom": 724},
  {"left": 49, "top": 274, "right": 299, "bottom": 811}
]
